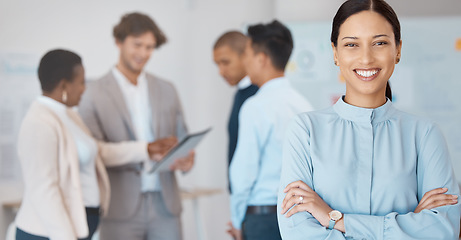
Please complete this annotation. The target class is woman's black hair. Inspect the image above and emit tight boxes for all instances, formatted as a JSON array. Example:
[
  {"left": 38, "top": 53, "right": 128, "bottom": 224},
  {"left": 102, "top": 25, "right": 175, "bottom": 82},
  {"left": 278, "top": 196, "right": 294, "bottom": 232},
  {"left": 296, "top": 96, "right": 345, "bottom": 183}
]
[
  {"left": 331, "top": 0, "right": 400, "bottom": 101},
  {"left": 38, "top": 49, "right": 82, "bottom": 93}
]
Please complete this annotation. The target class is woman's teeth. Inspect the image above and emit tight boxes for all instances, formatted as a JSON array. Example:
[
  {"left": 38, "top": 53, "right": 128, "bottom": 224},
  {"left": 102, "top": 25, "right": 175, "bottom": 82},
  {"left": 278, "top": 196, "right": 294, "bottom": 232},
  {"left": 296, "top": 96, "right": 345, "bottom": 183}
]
[{"left": 356, "top": 69, "right": 378, "bottom": 77}]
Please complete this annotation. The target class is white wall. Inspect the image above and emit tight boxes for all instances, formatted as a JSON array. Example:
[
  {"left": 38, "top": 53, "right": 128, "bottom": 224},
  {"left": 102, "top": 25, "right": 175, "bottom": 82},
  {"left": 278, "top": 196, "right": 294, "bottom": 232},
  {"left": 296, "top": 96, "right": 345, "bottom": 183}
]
[
  {"left": 274, "top": 0, "right": 461, "bottom": 21},
  {"left": 1, "top": 0, "right": 460, "bottom": 239}
]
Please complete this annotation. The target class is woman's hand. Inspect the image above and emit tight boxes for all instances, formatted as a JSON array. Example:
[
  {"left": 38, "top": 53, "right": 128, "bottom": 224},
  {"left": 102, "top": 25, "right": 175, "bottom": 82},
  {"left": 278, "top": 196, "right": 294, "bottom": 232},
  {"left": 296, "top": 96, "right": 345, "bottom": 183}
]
[
  {"left": 281, "top": 180, "right": 332, "bottom": 228},
  {"left": 415, "top": 188, "right": 458, "bottom": 213}
]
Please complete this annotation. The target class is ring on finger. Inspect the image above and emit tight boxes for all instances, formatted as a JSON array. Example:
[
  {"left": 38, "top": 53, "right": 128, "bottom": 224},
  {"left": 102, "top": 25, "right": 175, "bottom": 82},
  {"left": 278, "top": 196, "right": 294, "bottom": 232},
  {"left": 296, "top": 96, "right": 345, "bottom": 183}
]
[{"left": 299, "top": 195, "right": 304, "bottom": 204}]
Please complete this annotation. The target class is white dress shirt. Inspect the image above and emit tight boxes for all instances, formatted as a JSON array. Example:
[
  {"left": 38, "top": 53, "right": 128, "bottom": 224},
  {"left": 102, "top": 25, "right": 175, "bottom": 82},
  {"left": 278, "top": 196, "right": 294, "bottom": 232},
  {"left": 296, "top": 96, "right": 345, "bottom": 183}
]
[
  {"left": 112, "top": 67, "right": 160, "bottom": 192},
  {"left": 230, "top": 77, "right": 314, "bottom": 229},
  {"left": 237, "top": 76, "right": 252, "bottom": 90},
  {"left": 37, "top": 96, "right": 100, "bottom": 207}
]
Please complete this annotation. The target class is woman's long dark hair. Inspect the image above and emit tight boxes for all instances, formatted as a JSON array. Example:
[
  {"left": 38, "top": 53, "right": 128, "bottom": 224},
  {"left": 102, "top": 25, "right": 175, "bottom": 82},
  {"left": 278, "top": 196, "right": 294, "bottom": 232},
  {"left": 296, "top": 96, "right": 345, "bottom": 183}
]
[{"left": 385, "top": 82, "right": 392, "bottom": 101}]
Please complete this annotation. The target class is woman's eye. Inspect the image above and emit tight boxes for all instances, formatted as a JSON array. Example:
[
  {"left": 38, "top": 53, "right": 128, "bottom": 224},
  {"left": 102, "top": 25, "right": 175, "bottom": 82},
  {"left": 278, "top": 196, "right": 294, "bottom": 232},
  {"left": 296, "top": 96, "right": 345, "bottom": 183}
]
[
  {"left": 345, "top": 43, "right": 357, "bottom": 47},
  {"left": 375, "top": 41, "right": 388, "bottom": 46}
]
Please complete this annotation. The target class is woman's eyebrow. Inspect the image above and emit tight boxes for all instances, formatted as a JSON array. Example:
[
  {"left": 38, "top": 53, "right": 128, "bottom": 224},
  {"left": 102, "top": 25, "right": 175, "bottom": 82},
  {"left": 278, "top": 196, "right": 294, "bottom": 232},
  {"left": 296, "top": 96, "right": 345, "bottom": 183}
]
[
  {"left": 373, "top": 34, "right": 390, "bottom": 38},
  {"left": 341, "top": 36, "right": 358, "bottom": 40},
  {"left": 341, "top": 34, "right": 390, "bottom": 41}
]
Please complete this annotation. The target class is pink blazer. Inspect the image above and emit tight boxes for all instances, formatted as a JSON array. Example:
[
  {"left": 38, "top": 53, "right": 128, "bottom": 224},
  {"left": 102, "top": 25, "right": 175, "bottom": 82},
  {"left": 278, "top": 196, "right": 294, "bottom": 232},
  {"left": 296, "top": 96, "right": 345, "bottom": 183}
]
[{"left": 15, "top": 101, "right": 148, "bottom": 239}]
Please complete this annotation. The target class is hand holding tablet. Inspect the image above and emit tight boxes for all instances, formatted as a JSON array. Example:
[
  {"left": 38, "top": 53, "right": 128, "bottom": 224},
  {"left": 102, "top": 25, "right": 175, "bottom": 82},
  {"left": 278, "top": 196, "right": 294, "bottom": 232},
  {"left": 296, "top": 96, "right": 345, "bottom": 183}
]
[{"left": 147, "top": 127, "right": 212, "bottom": 173}]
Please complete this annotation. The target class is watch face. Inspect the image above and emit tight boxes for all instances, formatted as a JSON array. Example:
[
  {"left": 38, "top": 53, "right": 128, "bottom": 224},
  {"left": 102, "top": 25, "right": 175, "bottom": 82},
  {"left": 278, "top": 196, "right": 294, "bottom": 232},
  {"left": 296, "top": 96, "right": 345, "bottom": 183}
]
[{"left": 329, "top": 210, "right": 342, "bottom": 221}]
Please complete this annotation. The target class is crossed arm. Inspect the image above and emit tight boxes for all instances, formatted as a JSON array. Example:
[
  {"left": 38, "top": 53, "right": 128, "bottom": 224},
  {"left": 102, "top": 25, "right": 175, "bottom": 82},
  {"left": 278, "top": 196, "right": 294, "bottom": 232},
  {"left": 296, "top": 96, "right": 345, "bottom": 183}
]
[{"left": 281, "top": 181, "right": 458, "bottom": 234}]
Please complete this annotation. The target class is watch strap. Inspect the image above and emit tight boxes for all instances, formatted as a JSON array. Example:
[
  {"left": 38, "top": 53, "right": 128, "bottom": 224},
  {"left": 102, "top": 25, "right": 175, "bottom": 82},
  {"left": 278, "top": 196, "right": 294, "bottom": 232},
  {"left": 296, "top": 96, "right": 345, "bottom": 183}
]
[{"left": 328, "top": 219, "right": 336, "bottom": 230}]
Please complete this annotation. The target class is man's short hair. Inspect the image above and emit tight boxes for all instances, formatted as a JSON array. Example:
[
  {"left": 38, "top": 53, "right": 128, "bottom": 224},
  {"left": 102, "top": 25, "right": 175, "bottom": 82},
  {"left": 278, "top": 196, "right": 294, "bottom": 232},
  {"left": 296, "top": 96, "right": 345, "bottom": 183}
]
[
  {"left": 247, "top": 20, "right": 293, "bottom": 71},
  {"left": 113, "top": 12, "right": 167, "bottom": 48},
  {"left": 213, "top": 31, "right": 248, "bottom": 55},
  {"left": 38, "top": 49, "right": 82, "bottom": 93}
]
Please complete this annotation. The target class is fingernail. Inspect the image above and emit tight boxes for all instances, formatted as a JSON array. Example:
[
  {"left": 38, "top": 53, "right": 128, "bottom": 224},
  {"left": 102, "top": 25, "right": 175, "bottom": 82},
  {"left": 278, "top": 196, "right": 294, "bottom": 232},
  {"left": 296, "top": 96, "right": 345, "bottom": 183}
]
[{"left": 453, "top": 195, "right": 458, "bottom": 199}]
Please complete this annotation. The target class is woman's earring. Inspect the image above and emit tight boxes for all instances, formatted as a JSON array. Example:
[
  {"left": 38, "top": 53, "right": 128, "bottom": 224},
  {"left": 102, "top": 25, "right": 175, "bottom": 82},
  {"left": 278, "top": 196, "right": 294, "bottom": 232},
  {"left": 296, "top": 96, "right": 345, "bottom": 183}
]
[
  {"left": 62, "top": 91, "right": 67, "bottom": 103},
  {"left": 396, "top": 58, "right": 400, "bottom": 63},
  {"left": 334, "top": 61, "right": 338, "bottom": 66}
]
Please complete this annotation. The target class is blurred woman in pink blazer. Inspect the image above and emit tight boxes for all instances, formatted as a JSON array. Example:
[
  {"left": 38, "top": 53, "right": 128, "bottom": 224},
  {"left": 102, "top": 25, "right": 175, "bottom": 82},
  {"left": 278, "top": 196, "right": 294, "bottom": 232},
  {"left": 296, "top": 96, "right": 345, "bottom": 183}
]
[{"left": 15, "top": 49, "right": 176, "bottom": 240}]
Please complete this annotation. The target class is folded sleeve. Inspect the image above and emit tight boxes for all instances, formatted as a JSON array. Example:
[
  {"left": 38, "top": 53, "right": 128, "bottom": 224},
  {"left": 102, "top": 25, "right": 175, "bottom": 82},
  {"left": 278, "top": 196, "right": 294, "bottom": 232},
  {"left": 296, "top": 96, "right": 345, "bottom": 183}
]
[
  {"left": 97, "top": 140, "right": 149, "bottom": 167},
  {"left": 341, "top": 123, "right": 460, "bottom": 240},
  {"left": 277, "top": 115, "right": 347, "bottom": 239}
]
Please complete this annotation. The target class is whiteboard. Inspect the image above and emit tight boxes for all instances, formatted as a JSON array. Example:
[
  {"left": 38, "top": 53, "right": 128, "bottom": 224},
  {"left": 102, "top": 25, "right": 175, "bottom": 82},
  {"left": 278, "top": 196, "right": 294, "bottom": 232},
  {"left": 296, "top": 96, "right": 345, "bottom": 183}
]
[
  {"left": 286, "top": 17, "right": 461, "bottom": 182},
  {"left": 0, "top": 51, "right": 40, "bottom": 181}
]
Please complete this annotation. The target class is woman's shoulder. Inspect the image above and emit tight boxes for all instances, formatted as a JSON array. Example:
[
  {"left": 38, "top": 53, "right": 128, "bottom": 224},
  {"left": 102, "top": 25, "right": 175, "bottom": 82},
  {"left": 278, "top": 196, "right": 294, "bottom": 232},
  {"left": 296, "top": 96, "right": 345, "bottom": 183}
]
[
  {"left": 388, "top": 107, "right": 445, "bottom": 144},
  {"left": 392, "top": 108, "right": 437, "bottom": 128},
  {"left": 21, "top": 101, "right": 61, "bottom": 130}
]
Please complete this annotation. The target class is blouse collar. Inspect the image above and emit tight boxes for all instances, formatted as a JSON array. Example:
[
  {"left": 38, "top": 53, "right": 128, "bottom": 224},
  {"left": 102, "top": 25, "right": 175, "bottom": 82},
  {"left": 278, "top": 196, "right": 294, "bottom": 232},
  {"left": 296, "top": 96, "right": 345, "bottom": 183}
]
[{"left": 333, "top": 96, "right": 395, "bottom": 123}]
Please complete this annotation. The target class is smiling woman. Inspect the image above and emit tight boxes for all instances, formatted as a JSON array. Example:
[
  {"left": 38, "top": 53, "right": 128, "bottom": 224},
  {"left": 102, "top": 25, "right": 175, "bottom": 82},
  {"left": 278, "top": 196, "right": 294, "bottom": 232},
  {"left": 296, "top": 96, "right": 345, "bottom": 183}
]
[{"left": 277, "top": 0, "right": 461, "bottom": 239}]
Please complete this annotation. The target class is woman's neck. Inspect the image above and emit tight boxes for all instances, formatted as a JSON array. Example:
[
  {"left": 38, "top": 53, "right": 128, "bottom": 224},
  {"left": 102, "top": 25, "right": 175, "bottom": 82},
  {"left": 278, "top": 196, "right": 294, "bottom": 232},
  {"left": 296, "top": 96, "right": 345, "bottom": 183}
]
[
  {"left": 43, "top": 92, "right": 62, "bottom": 104},
  {"left": 42, "top": 92, "right": 72, "bottom": 107},
  {"left": 343, "top": 93, "right": 387, "bottom": 109}
]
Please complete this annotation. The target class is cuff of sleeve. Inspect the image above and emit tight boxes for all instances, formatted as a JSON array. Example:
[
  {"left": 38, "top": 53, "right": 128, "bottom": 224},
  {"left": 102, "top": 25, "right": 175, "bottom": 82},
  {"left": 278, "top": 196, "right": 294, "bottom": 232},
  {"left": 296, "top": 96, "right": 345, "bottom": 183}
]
[
  {"left": 344, "top": 214, "right": 384, "bottom": 239},
  {"left": 231, "top": 204, "right": 245, "bottom": 231},
  {"left": 138, "top": 141, "right": 150, "bottom": 160},
  {"left": 232, "top": 219, "right": 242, "bottom": 230},
  {"left": 139, "top": 141, "right": 155, "bottom": 172}
]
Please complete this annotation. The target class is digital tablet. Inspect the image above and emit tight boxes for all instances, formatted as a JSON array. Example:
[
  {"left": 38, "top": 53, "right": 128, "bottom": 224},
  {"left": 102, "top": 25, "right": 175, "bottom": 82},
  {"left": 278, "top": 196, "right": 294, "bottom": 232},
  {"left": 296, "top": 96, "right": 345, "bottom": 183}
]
[{"left": 147, "top": 127, "right": 212, "bottom": 173}]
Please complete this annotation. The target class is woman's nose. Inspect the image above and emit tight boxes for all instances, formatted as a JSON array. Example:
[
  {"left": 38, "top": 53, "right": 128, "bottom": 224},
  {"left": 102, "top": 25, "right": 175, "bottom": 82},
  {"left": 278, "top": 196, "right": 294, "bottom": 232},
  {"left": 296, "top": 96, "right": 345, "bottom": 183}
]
[{"left": 359, "top": 46, "right": 374, "bottom": 65}]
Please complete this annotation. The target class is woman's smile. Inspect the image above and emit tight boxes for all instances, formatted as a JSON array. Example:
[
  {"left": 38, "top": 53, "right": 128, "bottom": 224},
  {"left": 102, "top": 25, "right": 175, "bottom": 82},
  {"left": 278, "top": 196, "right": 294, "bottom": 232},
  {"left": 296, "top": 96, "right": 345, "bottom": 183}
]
[{"left": 354, "top": 68, "right": 380, "bottom": 81}]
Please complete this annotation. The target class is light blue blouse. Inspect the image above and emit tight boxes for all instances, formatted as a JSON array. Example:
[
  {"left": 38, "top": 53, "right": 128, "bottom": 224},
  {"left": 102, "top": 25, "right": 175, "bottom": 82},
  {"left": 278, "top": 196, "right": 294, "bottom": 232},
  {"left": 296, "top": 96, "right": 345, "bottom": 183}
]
[{"left": 277, "top": 97, "right": 460, "bottom": 239}]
